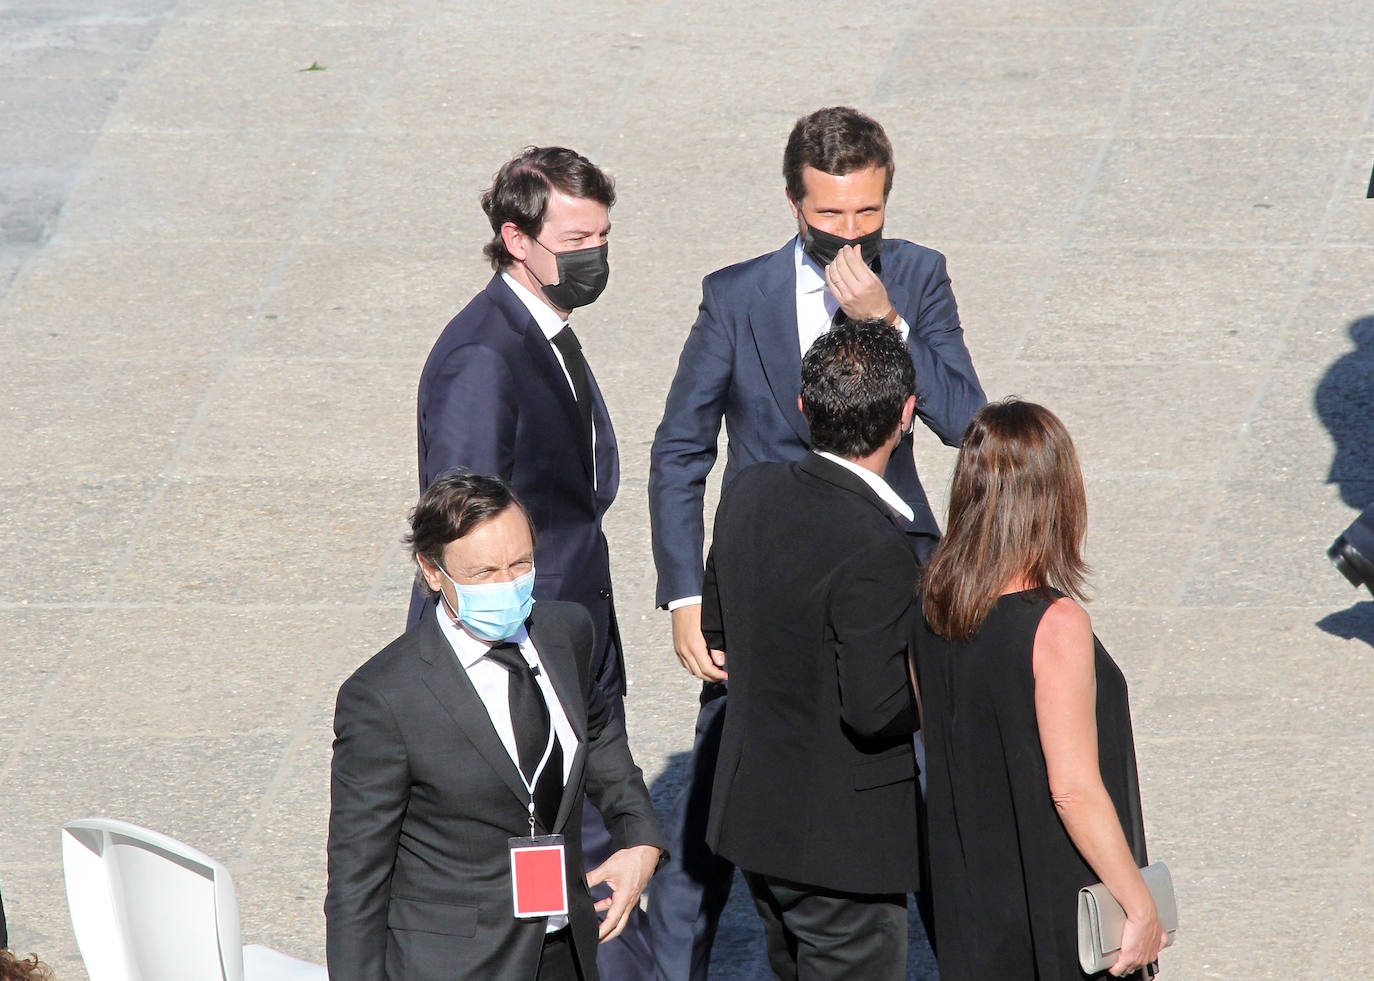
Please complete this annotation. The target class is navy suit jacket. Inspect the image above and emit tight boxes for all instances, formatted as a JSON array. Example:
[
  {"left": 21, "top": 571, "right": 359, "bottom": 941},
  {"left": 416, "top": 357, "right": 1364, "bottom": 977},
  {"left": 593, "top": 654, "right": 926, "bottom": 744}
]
[
  {"left": 412, "top": 274, "right": 623, "bottom": 694},
  {"left": 649, "top": 237, "right": 986, "bottom": 607}
]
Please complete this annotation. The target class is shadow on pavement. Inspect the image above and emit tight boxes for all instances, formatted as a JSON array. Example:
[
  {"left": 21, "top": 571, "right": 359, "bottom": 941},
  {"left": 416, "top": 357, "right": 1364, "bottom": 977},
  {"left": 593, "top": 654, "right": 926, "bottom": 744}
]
[{"left": 1315, "top": 315, "right": 1374, "bottom": 645}]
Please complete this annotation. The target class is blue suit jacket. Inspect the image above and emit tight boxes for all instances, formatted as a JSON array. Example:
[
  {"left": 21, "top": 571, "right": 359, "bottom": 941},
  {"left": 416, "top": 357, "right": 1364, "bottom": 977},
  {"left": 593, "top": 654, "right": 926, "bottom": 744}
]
[
  {"left": 411, "top": 274, "right": 623, "bottom": 694},
  {"left": 649, "top": 238, "right": 985, "bottom": 607}
]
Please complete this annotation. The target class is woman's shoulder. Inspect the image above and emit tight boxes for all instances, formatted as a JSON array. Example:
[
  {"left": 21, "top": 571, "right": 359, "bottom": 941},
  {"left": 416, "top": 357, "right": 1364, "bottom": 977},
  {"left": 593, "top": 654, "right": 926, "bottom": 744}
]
[{"left": 1031, "top": 595, "right": 1094, "bottom": 675}]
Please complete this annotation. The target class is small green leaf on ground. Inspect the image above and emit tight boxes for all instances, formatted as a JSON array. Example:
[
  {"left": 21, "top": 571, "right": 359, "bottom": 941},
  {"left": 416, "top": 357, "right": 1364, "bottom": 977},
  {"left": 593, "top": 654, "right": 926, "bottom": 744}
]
[{"left": 297, "top": 61, "right": 326, "bottom": 72}]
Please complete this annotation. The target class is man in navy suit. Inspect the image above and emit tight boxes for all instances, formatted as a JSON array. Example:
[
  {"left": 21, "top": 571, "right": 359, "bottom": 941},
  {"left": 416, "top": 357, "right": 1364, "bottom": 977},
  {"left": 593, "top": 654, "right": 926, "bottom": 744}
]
[
  {"left": 412, "top": 146, "right": 651, "bottom": 978},
  {"left": 646, "top": 106, "right": 987, "bottom": 979}
]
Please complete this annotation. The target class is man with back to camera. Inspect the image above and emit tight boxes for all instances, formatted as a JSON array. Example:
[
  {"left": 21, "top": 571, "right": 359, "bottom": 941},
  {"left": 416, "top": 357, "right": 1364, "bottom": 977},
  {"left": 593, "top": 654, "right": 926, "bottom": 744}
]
[
  {"left": 645, "top": 106, "right": 986, "bottom": 978},
  {"left": 327, "top": 472, "right": 665, "bottom": 981},
  {"left": 411, "top": 147, "right": 653, "bottom": 976},
  {"left": 703, "top": 320, "right": 925, "bottom": 980}
]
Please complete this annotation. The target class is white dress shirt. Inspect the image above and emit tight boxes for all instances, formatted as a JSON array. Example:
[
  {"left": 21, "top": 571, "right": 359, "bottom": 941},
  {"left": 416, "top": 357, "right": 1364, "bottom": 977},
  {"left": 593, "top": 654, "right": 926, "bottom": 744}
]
[
  {"left": 664, "top": 241, "right": 913, "bottom": 612},
  {"left": 434, "top": 602, "right": 577, "bottom": 930},
  {"left": 502, "top": 271, "right": 598, "bottom": 489}
]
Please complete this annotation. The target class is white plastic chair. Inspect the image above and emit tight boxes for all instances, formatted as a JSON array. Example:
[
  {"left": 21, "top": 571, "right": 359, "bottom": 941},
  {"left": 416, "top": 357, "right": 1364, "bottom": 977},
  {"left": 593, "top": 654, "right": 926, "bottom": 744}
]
[{"left": 61, "top": 818, "right": 327, "bottom": 981}]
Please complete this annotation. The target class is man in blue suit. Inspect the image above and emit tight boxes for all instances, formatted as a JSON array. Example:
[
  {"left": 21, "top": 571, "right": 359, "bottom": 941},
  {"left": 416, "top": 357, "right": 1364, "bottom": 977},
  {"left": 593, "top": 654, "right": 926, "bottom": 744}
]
[
  {"left": 646, "top": 106, "right": 987, "bottom": 980},
  {"left": 412, "top": 146, "right": 651, "bottom": 978}
]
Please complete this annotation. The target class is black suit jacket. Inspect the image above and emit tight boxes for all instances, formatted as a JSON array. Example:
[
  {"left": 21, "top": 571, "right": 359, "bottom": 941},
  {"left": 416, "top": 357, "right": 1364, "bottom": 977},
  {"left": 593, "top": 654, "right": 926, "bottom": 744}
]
[
  {"left": 702, "top": 454, "right": 922, "bottom": 895},
  {"left": 411, "top": 274, "right": 623, "bottom": 695},
  {"left": 325, "top": 601, "right": 664, "bottom": 981}
]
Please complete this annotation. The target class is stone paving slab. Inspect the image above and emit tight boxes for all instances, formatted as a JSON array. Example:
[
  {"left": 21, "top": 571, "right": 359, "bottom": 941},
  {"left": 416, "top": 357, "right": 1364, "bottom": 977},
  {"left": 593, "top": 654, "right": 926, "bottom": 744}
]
[{"left": 2, "top": 2, "right": 1373, "bottom": 979}]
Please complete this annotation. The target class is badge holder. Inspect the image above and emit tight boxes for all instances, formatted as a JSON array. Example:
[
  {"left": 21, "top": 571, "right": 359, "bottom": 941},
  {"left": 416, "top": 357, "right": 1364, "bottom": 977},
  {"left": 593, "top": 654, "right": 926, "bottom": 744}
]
[{"left": 508, "top": 726, "right": 568, "bottom": 918}]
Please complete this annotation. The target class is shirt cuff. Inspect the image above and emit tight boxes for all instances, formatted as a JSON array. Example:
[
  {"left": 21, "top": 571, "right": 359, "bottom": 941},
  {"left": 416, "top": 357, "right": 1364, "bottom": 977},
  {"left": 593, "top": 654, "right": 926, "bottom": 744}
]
[
  {"left": 666, "top": 596, "right": 703, "bottom": 612},
  {"left": 894, "top": 315, "right": 910, "bottom": 342}
]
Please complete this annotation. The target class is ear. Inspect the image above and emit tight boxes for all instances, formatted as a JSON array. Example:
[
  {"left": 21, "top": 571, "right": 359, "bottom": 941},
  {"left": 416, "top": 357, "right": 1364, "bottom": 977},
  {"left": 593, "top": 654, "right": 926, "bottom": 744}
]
[
  {"left": 786, "top": 191, "right": 802, "bottom": 223},
  {"left": 797, "top": 395, "right": 807, "bottom": 419},
  {"left": 501, "top": 221, "right": 529, "bottom": 262},
  {"left": 901, "top": 394, "right": 917, "bottom": 434},
  {"left": 416, "top": 554, "right": 447, "bottom": 594}
]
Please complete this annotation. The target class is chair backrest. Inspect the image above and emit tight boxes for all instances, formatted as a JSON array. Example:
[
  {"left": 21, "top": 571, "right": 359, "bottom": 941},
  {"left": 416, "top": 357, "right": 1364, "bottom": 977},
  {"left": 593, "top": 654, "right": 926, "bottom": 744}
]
[{"left": 61, "top": 818, "right": 246, "bottom": 981}]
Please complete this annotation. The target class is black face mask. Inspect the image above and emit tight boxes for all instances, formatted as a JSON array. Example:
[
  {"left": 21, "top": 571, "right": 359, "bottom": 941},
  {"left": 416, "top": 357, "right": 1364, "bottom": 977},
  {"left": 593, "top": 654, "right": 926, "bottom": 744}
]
[
  {"left": 531, "top": 240, "right": 609, "bottom": 310},
  {"left": 799, "top": 220, "right": 883, "bottom": 269}
]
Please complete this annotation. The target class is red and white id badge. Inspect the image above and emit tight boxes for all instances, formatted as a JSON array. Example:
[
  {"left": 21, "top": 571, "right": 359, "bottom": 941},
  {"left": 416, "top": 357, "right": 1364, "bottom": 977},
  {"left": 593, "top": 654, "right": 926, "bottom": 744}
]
[{"left": 509, "top": 834, "right": 568, "bottom": 918}]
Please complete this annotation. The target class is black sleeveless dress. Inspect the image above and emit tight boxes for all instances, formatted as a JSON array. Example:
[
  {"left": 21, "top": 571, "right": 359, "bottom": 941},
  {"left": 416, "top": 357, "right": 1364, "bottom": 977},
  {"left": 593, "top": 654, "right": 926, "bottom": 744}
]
[{"left": 912, "top": 590, "right": 1149, "bottom": 980}]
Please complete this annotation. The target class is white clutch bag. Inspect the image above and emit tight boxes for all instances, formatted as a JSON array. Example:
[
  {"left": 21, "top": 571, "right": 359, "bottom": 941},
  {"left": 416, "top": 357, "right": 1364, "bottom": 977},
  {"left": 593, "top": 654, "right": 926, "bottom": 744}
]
[{"left": 1077, "top": 862, "right": 1178, "bottom": 974}]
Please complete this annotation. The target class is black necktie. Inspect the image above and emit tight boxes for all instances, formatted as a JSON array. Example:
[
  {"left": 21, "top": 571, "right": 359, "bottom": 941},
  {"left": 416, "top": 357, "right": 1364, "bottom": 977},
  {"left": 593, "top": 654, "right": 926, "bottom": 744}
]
[
  {"left": 486, "top": 642, "right": 563, "bottom": 832},
  {"left": 550, "top": 326, "right": 594, "bottom": 454}
]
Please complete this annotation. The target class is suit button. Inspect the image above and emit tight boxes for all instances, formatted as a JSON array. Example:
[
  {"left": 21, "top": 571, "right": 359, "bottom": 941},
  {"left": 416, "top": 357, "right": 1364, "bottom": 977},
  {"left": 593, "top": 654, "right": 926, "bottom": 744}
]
[{"left": 598, "top": 588, "right": 611, "bottom": 599}]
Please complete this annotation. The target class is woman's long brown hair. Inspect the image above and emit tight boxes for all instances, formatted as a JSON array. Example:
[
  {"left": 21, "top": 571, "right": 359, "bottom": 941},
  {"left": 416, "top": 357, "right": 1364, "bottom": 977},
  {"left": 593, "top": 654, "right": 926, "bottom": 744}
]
[{"left": 922, "top": 399, "right": 1089, "bottom": 641}]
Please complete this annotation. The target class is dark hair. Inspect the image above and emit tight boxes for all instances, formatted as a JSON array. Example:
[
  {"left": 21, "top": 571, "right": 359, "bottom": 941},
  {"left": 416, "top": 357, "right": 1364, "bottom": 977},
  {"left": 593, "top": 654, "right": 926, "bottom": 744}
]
[
  {"left": 480, "top": 146, "right": 615, "bottom": 270},
  {"left": 783, "top": 106, "right": 894, "bottom": 204},
  {"left": 801, "top": 318, "right": 915, "bottom": 458},
  {"left": 405, "top": 471, "right": 536, "bottom": 594},
  {"left": 921, "top": 400, "right": 1090, "bottom": 641},
  {"left": 0, "top": 951, "right": 54, "bottom": 981}
]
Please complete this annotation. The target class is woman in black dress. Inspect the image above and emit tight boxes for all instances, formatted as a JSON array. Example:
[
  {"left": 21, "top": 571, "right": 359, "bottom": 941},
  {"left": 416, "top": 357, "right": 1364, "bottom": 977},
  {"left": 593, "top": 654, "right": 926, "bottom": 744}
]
[{"left": 912, "top": 400, "right": 1167, "bottom": 979}]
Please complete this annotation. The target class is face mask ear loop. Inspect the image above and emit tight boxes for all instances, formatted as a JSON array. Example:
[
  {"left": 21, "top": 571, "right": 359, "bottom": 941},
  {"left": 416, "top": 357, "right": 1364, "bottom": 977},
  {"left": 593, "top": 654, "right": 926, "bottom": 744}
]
[
  {"left": 521, "top": 233, "right": 556, "bottom": 292},
  {"left": 435, "top": 564, "right": 463, "bottom": 623}
]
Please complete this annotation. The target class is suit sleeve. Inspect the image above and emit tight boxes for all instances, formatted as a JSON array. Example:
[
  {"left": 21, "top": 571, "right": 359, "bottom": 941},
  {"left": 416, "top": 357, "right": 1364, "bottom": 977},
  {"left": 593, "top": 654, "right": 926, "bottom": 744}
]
[
  {"left": 419, "top": 342, "right": 518, "bottom": 488},
  {"left": 831, "top": 542, "right": 920, "bottom": 739},
  {"left": 648, "top": 276, "right": 735, "bottom": 607},
  {"left": 325, "top": 675, "right": 410, "bottom": 981},
  {"left": 901, "top": 252, "right": 986, "bottom": 446},
  {"left": 577, "top": 616, "right": 668, "bottom": 857}
]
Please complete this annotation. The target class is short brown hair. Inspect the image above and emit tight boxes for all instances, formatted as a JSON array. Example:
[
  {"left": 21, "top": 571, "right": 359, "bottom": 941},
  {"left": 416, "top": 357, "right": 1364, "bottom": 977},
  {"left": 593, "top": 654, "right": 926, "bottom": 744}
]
[
  {"left": 783, "top": 106, "right": 894, "bottom": 203},
  {"left": 405, "top": 471, "right": 535, "bottom": 594},
  {"left": 921, "top": 400, "right": 1089, "bottom": 641},
  {"left": 481, "top": 146, "right": 615, "bottom": 270}
]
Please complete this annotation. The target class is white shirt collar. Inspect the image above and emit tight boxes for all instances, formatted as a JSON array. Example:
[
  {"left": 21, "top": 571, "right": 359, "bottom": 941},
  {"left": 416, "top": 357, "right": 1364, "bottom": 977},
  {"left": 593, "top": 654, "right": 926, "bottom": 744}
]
[
  {"left": 433, "top": 600, "right": 534, "bottom": 669},
  {"left": 815, "top": 451, "right": 915, "bottom": 521},
  {"left": 793, "top": 237, "right": 827, "bottom": 294},
  {"left": 501, "top": 271, "right": 568, "bottom": 341}
]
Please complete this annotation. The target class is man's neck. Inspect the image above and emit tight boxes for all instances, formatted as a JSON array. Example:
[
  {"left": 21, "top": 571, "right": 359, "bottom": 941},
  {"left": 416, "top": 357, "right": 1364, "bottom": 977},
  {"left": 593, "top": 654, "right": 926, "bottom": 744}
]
[
  {"left": 844, "top": 447, "right": 891, "bottom": 477},
  {"left": 504, "top": 263, "right": 570, "bottom": 319}
]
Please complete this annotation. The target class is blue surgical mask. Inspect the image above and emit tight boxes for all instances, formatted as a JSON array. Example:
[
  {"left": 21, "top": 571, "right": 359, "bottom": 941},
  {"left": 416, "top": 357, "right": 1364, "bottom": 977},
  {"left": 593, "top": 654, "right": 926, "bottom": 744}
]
[{"left": 438, "top": 567, "right": 536, "bottom": 642}]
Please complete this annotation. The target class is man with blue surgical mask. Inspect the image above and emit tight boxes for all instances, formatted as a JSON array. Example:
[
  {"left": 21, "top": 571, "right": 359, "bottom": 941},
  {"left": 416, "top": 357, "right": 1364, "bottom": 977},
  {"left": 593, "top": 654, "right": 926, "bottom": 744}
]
[{"left": 327, "top": 472, "right": 664, "bottom": 981}]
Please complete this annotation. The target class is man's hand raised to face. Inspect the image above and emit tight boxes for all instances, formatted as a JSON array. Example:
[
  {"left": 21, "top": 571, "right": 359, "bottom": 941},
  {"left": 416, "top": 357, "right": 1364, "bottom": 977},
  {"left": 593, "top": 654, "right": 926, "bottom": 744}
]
[{"left": 825, "top": 244, "right": 899, "bottom": 326}]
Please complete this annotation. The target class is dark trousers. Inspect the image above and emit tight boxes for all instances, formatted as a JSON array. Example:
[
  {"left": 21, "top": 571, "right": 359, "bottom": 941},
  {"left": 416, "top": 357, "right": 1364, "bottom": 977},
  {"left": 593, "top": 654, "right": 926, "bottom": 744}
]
[
  {"left": 742, "top": 871, "right": 907, "bottom": 981},
  {"left": 538, "top": 927, "right": 582, "bottom": 981},
  {"left": 648, "top": 691, "right": 937, "bottom": 980},
  {"left": 646, "top": 683, "right": 733, "bottom": 981},
  {"left": 583, "top": 697, "right": 655, "bottom": 981}
]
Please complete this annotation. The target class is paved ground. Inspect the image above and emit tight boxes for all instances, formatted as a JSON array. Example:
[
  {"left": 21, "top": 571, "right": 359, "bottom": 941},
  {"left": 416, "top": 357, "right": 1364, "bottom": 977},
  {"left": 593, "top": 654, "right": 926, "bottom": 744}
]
[{"left": 2, "top": 1, "right": 1372, "bottom": 978}]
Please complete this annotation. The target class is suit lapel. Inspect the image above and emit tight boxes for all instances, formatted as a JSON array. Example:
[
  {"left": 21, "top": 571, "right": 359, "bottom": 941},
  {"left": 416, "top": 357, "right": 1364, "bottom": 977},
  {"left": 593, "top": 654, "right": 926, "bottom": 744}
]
[
  {"left": 415, "top": 611, "right": 530, "bottom": 809},
  {"left": 528, "top": 609, "right": 588, "bottom": 834},
  {"left": 487, "top": 277, "right": 596, "bottom": 481},
  {"left": 884, "top": 275, "right": 911, "bottom": 324},
  {"left": 746, "top": 244, "right": 810, "bottom": 445}
]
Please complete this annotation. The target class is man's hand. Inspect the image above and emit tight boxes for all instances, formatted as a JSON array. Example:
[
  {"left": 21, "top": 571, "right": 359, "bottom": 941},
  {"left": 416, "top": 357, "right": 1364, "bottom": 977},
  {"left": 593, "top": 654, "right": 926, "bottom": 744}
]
[
  {"left": 671, "top": 604, "right": 727, "bottom": 682},
  {"left": 825, "top": 244, "right": 897, "bottom": 324},
  {"left": 586, "top": 844, "right": 661, "bottom": 942}
]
